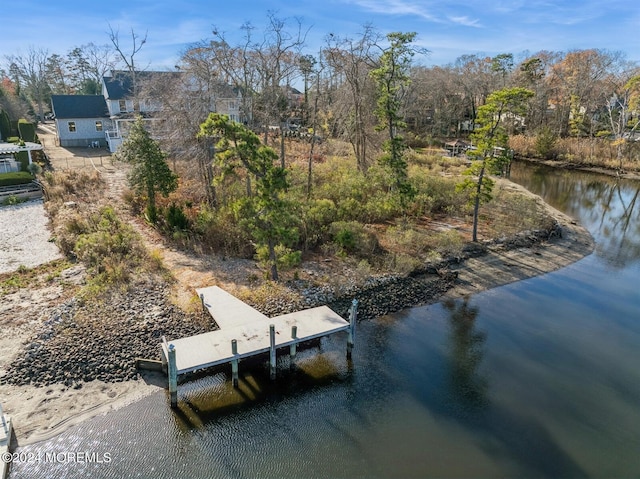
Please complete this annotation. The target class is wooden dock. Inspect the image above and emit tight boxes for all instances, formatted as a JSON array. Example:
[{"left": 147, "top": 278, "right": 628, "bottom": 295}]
[
  {"left": 161, "top": 286, "right": 357, "bottom": 407},
  {"left": 1, "top": 402, "right": 12, "bottom": 479}
]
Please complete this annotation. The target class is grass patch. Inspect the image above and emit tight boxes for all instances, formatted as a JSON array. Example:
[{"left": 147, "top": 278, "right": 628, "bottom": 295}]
[{"left": 0, "top": 259, "right": 75, "bottom": 296}]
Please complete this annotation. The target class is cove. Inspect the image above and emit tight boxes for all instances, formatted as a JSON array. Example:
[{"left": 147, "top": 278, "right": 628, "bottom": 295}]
[{"left": 9, "top": 162, "right": 640, "bottom": 478}]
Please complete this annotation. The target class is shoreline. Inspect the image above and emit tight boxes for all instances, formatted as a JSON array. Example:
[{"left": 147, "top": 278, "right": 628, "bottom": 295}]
[
  {"left": 1, "top": 184, "right": 595, "bottom": 449},
  {"left": 515, "top": 155, "right": 640, "bottom": 181}
]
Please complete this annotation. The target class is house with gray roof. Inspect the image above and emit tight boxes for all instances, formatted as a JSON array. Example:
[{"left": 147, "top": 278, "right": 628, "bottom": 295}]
[
  {"left": 50, "top": 95, "right": 112, "bottom": 148},
  {"left": 51, "top": 70, "right": 247, "bottom": 153}
]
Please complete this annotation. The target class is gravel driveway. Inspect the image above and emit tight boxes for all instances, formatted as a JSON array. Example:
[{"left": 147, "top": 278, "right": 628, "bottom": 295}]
[{"left": 0, "top": 200, "right": 62, "bottom": 274}]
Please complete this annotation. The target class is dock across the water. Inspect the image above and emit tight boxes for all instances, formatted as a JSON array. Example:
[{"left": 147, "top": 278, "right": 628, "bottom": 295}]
[{"left": 160, "top": 286, "right": 357, "bottom": 407}]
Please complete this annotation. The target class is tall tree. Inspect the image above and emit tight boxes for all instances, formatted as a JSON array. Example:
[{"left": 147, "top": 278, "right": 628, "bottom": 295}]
[
  {"left": 454, "top": 54, "right": 495, "bottom": 133},
  {"left": 606, "top": 73, "right": 640, "bottom": 168},
  {"left": 108, "top": 25, "right": 148, "bottom": 96},
  {"left": 5, "top": 47, "right": 51, "bottom": 121},
  {"left": 491, "top": 53, "right": 514, "bottom": 87},
  {"left": 370, "top": 32, "right": 423, "bottom": 207},
  {"left": 45, "top": 53, "right": 71, "bottom": 94},
  {"left": 458, "top": 87, "right": 534, "bottom": 241},
  {"left": 114, "top": 116, "right": 178, "bottom": 223},
  {"left": 198, "top": 113, "right": 296, "bottom": 281},
  {"left": 298, "top": 54, "right": 317, "bottom": 124},
  {"left": 323, "top": 25, "right": 380, "bottom": 172},
  {"left": 548, "top": 49, "right": 622, "bottom": 137},
  {"left": 67, "top": 43, "right": 117, "bottom": 94}
]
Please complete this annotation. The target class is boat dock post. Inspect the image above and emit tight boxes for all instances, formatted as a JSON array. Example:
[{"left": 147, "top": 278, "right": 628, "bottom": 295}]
[
  {"left": 269, "top": 324, "right": 276, "bottom": 380},
  {"left": 290, "top": 325, "right": 298, "bottom": 369},
  {"left": 164, "top": 337, "right": 178, "bottom": 408},
  {"left": 347, "top": 299, "right": 358, "bottom": 359},
  {"left": 231, "top": 339, "right": 239, "bottom": 387}
]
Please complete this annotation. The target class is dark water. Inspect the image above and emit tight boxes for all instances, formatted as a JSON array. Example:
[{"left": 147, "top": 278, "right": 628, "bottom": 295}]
[{"left": 10, "top": 162, "right": 640, "bottom": 478}]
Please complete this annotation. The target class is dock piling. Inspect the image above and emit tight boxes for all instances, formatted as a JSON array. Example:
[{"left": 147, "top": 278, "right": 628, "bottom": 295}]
[
  {"left": 347, "top": 299, "right": 358, "bottom": 359},
  {"left": 290, "top": 325, "right": 298, "bottom": 368},
  {"left": 231, "top": 339, "right": 239, "bottom": 387},
  {"left": 269, "top": 324, "right": 276, "bottom": 380},
  {"left": 168, "top": 344, "right": 178, "bottom": 408}
]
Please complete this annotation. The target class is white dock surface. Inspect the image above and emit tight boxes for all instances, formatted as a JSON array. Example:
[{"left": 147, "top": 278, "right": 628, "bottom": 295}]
[
  {"left": 196, "top": 286, "right": 268, "bottom": 329},
  {"left": 1, "top": 413, "right": 12, "bottom": 479},
  {"left": 165, "top": 287, "right": 350, "bottom": 374}
]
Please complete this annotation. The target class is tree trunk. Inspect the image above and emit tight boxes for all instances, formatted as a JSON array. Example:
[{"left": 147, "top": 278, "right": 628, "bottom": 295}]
[
  {"left": 472, "top": 163, "right": 485, "bottom": 242},
  {"left": 280, "top": 122, "right": 286, "bottom": 169},
  {"left": 268, "top": 237, "right": 279, "bottom": 281}
]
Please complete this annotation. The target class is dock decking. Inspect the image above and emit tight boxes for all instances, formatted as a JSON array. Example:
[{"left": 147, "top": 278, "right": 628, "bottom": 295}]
[
  {"left": 1, "top": 403, "right": 12, "bottom": 479},
  {"left": 160, "top": 286, "right": 357, "bottom": 407}
]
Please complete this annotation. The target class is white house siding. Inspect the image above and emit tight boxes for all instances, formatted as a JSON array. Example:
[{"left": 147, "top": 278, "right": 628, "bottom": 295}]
[{"left": 56, "top": 118, "right": 113, "bottom": 147}]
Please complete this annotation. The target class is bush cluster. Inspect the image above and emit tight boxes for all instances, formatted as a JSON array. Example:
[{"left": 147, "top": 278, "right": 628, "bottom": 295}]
[{"left": 0, "top": 171, "right": 33, "bottom": 186}]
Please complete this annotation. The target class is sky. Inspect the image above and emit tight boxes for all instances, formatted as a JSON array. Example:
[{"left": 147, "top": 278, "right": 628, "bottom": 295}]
[{"left": 1, "top": 0, "right": 639, "bottom": 71}]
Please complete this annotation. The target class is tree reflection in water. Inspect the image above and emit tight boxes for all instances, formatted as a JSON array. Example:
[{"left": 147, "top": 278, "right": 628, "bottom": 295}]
[
  {"left": 443, "top": 298, "right": 488, "bottom": 411},
  {"left": 511, "top": 163, "right": 640, "bottom": 268}
]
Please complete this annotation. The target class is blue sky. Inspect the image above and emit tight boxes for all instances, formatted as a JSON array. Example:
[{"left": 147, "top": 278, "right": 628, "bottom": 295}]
[{"left": 2, "top": 0, "right": 639, "bottom": 70}]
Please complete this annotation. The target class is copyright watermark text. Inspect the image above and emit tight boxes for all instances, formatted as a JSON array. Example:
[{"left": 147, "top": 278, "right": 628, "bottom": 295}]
[{"left": 2, "top": 451, "right": 112, "bottom": 464}]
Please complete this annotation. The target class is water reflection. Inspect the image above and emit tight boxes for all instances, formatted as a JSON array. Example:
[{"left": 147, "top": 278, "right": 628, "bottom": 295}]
[
  {"left": 443, "top": 298, "right": 487, "bottom": 410},
  {"left": 511, "top": 162, "right": 640, "bottom": 268}
]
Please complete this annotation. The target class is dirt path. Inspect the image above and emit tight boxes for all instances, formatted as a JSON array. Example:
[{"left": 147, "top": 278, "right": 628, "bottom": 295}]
[{"left": 37, "top": 125, "right": 260, "bottom": 308}]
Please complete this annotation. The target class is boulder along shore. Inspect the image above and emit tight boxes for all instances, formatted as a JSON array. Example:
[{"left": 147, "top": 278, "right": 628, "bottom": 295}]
[{"left": 0, "top": 184, "right": 594, "bottom": 446}]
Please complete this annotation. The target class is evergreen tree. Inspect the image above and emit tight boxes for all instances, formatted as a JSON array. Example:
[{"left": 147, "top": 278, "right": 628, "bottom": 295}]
[
  {"left": 198, "top": 113, "right": 297, "bottom": 281},
  {"left": 115, "top": 116, "right": 178, "bottom": 223},
  {"left": 370, "top": 32, "right": 421, "bottom": 208},
  {"left": 457, "top": 87, "right": 534, "bottom": 241}
]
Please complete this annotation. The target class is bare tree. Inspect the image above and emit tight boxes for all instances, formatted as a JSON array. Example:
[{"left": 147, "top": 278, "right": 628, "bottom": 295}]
[
  {"left": 67, "top": 43, "right": 117, "bottom": 94},
  {"left": 323, "top": 25, "right": 381, "bottom": 172},
  {"left": 108, "top": 25, "right": 148, "bottom": 96},
  {"left": 5, "top": 46, "right": 50, "bottom": 121}
]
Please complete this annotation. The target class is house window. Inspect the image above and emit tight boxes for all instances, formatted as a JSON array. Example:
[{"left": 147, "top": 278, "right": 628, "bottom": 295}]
[
  {"left": 118, "top": 100, "right": 127, "bottom": 113},
  {"left": 68, "top": 122, "right": 76, "bottom": 132},
  {"left": 95, "top": 121, "right": 103, "bottom": 132}
]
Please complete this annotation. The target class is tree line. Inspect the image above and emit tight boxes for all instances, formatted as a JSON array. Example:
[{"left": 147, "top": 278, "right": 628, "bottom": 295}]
[{"left": 2, "top": 15, "right": 639, "bottom": 159}]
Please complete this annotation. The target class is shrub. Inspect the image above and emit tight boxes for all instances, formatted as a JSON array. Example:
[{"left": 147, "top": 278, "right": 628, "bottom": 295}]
[
  {"left": 430, "top": 229, "right": 464, "bottom": 256},
  {"left": 255, "top": 244, "right": 301, "bottom": 273},
  {"left": 73, "top": 206, "right": 144, "bottom": 274},
  {"left": 535, "top": 127, "right": 558, "bottom": 159},
  {"left": 165, "top": 203, "right": 190, "bottom": 231},
  {"left": 329, "top": 221, "right": 379, "bottom": 258},
  {"left": 300, "top": 198, "right": 337, "bottom": 249},
  {"left": 384, "top": 224, "right": 431, "bottom": 256},
  {"left": 17, "top": 119, "right": 37, "bottom": 142},
  {"left": 1, "top": 195, "right": 27, "bottom": 206},
  {"left": 0, "top": 171, "right": 33, "bottom": 186},
  {"left": 193, "top": 205, "right": 253, "bottom": 257}
]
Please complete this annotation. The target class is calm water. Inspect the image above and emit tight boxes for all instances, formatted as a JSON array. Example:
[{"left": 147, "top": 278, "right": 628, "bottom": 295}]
[{"left": 10, "top": 162, "right": 640, "bottom": 478}]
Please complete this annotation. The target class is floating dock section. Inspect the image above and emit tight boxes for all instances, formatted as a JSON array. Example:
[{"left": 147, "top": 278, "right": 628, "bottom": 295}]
[
  {"left": 1, "top": 402, "right": 12, "bottom": 479},
  {"left": 161, "top": 286, "right": 357, "bottom": 407}
]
